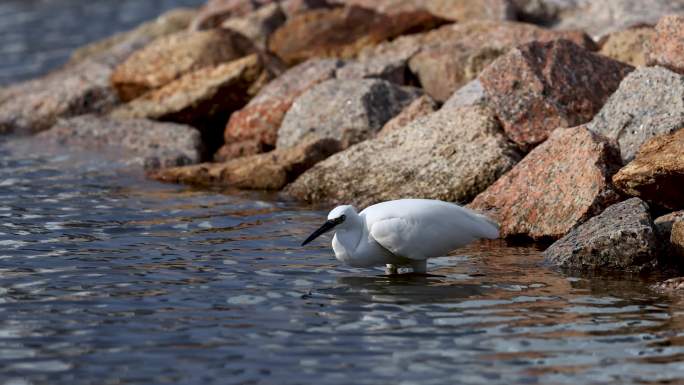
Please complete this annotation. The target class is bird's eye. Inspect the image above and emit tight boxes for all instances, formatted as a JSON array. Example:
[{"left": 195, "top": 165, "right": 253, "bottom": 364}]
[{"left": 338, "top": 215, "right": 346, "bottom": 223}]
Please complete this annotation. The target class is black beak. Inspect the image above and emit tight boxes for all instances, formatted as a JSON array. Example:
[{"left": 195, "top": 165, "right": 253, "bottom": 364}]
[{"left": 301, "top": 220, "right": 339, "bottom": 246}]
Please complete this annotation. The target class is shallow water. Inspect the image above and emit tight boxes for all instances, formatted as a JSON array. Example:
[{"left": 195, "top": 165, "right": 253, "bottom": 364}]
[{"left": 1, "top": 138, "right": 684, "bottom": 385}]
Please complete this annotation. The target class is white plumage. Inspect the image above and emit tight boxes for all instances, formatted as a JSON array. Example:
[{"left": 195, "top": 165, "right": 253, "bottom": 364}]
[{"left": 301, "top": 199, "right": 499, "bottom": 274}]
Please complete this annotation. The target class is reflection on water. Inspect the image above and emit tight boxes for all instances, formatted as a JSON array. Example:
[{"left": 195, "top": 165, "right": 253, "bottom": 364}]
[{"left": 1, "top": 137, "right": 684, "bottom": 385}]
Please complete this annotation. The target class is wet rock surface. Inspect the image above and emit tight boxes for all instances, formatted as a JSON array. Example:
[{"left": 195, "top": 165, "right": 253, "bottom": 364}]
[
  {"left": 218, "top": 58, "right": 342, "bottom": 161},
  {"left": 152, "top": 137, "right": 339, "bottom": 189},
  {"left": 479, "top": 39, "right": 634, "bottom": 149},
  {"left": 276, "top": 78, "right": 422, "bottom": 149},
  {"left": 599, "top": 26, "right": 655, "bottom": 67},
  {"left": 470, "top": 126, "right": 622, "bottom": 240},
  {"left": 544, "top": 198, "right": 659, "bottom": 272},
  {"left": 647, "top": 15, "right": 684, "bottom": 75},
  {"left": 268, "top": 5, "right": 446, "bottom": 65},
  {"left": 38, "top": 115, "right": 202, "bottom": 169},
  {"left": 286, "top": 105, "right": 520, "bottom": 207},
  {"left": 612, "top": 128, "right": 684, "bottom": 210},
  {"left": 587, "top": 66, "right": 684, "bottom": 163},
  {"left": 111, "top": 29, "right": 255, "bottom": 101}
]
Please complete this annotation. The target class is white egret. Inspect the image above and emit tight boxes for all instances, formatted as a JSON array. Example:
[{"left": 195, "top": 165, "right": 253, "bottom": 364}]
[{"left": 301, "top": 199, "right": 499, "bottom": 274}]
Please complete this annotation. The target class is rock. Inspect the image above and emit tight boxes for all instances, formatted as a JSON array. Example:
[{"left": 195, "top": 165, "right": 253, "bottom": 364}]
[
  {"left": 110, "top": 29, "right": 255, "bottom": 102},
  {"left": 406, "top": 21, "right": 596, "bottom": 102},
  {"left": 221, "top": 3, "right": 286, "bottom": 49},
  {"left": 599, "top": 26, "right": 655, "bottom": 67},
  {"left": 68, "top": 8, "right": 197, "bottom": 65},
  {"left": 653, "top": 277, "right": 684, "bottom": 292},
  {"left": 443, "top": 79, "right": 488, "bottom": 109},
  {"left": 217, "top": 58, "right": 342, "bottom": 161},
  {"left": 655, "top": 211, "right": 684, "bottom": 240},
  {"left": 190, "top": 0, "right": 275, "bottom": 30},
  {"left": 672, "top": 220, "right": 684, "bottom": 257},
  {"left": 0, "top": 59, "right": 119, "bottom": 135},
  {"left": 111, "top": 55, "right": 270, "bottom": 154},
  {"left": 339, "top": 0, "right": 516, "bottom": 21},
  {"left": 587, "top": 66, "right": 684, "bottom": 163},
  {"left": 510, "top": 0, "right": 577, "bottom": 26},
  {"left": 377, "top": 95, "right": 437, "bottom": 137},
  {"left": 470, "top": 126, "right": 622, "bottom": 240},
  {"left": 555, "top": 0, "right": 684, "bottom": 38},
  {"left": 543, "top": 198, "right": 658, "bottom": 272},
  {"left": 151, "top": 137, "right": 340, "bottom": 190},
  {"left": 268, "top": 6, "right": 446, "bottom": 65},
  {"left": 335, "top": 56, "right": 411, "bottom": 85},
  {"left": 37, "top": 115, "right": 202, "bottom": 169},
  {"left": 647, "top": 15, "right": 684, "bottom": 74},
  {"left": 286, "top": 105, "right": 520, "bottom": 207},
  {"left": 276, "top": 78, "right": 422, "bottom": 149},
  {"left": 612, "top": 129, "right": 684, "bottom": 210},
  {"left": 479, "top": 39, "right": 634, "bottom": 149}
]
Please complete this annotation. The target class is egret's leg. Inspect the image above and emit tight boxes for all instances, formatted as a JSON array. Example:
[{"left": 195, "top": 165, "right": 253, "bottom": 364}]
[
  {"left": 385, "top": 264, "right": 398, "bottom": 275},
  {"left": 410, "top": 260, "right": 427, "bottom": 274}
]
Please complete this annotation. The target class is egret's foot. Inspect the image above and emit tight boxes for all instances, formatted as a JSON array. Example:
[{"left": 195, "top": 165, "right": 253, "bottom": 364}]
[
  {"left": 410, "top": 260, "right": 427, "bottom": 274},
  {"left": 385, "top": 264, "right": 398, "bottom": 275}
]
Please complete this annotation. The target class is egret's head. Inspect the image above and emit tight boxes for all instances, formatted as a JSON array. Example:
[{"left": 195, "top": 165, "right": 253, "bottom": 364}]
[{"left": 301, "top": 205, "right": 357, "bottom": 246}]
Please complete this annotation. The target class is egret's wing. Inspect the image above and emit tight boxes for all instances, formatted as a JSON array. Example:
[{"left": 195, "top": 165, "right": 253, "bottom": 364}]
[{"left": 369, "top": 217, "right": 417, "bottom": 259}]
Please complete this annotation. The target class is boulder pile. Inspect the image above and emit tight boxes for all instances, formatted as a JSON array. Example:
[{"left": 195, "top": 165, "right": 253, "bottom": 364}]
[{"left": 3, "top": 0, "right": 684, "bottom": 281}]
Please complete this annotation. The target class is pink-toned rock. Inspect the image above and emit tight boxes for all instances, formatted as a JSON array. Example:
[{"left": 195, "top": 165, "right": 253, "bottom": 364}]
[
  {"left": 406, "top": 21, "right": 596, "bottom": 102},
  {"left": 217, "top": 59, "right": 342, "bottom": 161},
  {"left": 268, "top": 5, "right": 446, "bottom": 65},
  {"left": 190, "top": 0, "right": 275, "bottom": 30},
  {"left": 479, "top": 39, "right": 634, "bottom": 149},
  {"left": 599, "top": 26, "right": 654, "bottom": 67},
  {"left": 647, "top": 15, "right": 684, "bottom": 74},
  {"left": 151, "top": 137, "right": 340, "bottom": 190},
  {"left": 612, "top": 128, "right": 684, "bottom": 210},
  {"left": 377, "top": 95, "right": 437, "bottom": 137},
  {"left": 339, "top": 0, "right": 515, "bottom": 21},
  {"left": 111, "top": 29, "right": 255, "bottom": 102},
  {"left": 470, "top": 126, "right": 622, "bottom": 240}
]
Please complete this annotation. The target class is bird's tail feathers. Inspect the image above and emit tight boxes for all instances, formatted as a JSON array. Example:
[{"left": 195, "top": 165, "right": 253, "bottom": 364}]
[{"left": 472, "top": 212, "right": 500, "bottom": 239}]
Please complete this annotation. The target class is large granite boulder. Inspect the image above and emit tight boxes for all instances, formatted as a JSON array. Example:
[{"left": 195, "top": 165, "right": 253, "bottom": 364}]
[
  {"left": 110, "top": 29, "right": 255, "bottom": 102},
  {"left": 276, "top": 78, "right": 422, "bottom": 149},
  {"left": 268, "top": 5, "right": 446, "bottom": 65},
  {"left": 479, "top": 39, "right": 634, "bottom": 149},
  {"left": 612, "top": 128, "right": 684, "bottom": 210},
  {"left": 543, "top": 198, "right": 659, "bottom": 272},
  {"left": 407, "top": 21, "right": 596, "bottom": 102},
  {"left": 37, "top": 115, "right": 202, "bottom": 169},
  {"left": 151, "top": 137, "right": 340, "bottom": 190},
  {"left": 587, "top": 66, "right": 684, "bottom": 163},
  {"left": 647, "top": 14, "right": 684, "bottom": 75},
  {"left": 470, "top": 126, "right": 622, "bottom": 240},
  {"left": 599, "top": 26, "right": 655, "bottom": 67},
  {"left": 217, "top": 58, "right": 342, "bottom": 160},
  {"left": 286, "top": 105, "right": 520, "bottom": 207},
  {"left": 111, "top": 55, "right": 270, "bottom": 153}
]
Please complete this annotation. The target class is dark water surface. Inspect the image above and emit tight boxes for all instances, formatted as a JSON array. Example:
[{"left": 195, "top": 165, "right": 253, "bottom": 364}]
[{"left": 1, "top": 139, "right": 684, "bottom": 385}]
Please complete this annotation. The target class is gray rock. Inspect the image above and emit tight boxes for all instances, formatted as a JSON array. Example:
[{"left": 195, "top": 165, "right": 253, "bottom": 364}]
[
  {"left": 443, "top": 79, "right": 488, "bottom": 110},
  {"left": 555, "top": 0, "right": 684, "bottom": 38},
  {"left": 286, "top": 105, "right": 521, "bottom": 207},
  {"left": 335, "top": 57, "right": 410, "bottom": 85},
  {"left": 38, "top": 115, "right": 202, "bottom": 170},
  {"left": 276, "top": 78, "right": 422, "bottom": 149},
  {"left": 543, "top": 198, "right": 659, "bottom": 272},
  {"left": 587, "top": 66, "right": 684, "bottom": 163}
]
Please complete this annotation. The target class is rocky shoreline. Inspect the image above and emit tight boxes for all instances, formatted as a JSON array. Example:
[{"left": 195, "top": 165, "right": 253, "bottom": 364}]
[{"left": 2, "top": 0, "right": 683, "bottom": 285}]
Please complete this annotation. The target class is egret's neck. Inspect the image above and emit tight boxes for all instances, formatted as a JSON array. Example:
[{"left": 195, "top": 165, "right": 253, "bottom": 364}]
[{"left": 332, "top": 214, "right": 364, "bottom": 257}]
